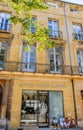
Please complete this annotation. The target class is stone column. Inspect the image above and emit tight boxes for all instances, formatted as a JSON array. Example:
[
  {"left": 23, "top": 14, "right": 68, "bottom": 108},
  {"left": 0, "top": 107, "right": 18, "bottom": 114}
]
[{"left": 1, "top": 80, "right": 9, "bottom": 118}]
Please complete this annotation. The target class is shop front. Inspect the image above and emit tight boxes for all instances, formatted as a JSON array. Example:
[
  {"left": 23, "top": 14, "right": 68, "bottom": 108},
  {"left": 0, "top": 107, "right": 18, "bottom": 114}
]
[
  {"left": 10, "top": 78, "right": 75, "bottom": 128},
  {"left": 20, "top": 90, "right": 64, "bottom": 127}
]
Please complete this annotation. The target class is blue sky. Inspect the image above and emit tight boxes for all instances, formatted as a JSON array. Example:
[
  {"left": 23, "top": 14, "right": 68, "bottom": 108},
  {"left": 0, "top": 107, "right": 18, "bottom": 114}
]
[{"left": 61, "top": 0, "right": 83, "bottom": 5}]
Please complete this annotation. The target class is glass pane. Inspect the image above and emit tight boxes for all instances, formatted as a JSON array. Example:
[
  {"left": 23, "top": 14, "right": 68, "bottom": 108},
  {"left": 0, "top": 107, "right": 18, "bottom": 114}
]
[
  {"left": 0, "top": 55, "right": 4, "bottom": 61},
  {"left": 29, "top": 63, "right": 35, "bottom": 70},
  {"left": 38, "top": 91, "right": 48, "bottom": 127},
  {"left": 31, "top": 27, "right": 36, "bottom": 34},
  {"left": 31, "top": 18, "right": 36, "bottom": 33},
  {"left": 50, "top": 60, "right": 54, "bottom": 64},
  {"left": 29, "top": 58, "right": 35, "bottom": 70},
  {"left": 30, "top": 52, "right": 35, "bottom": 58},
  {"left": 73, "top": 24, "right": 82, "bottom": 33},
  {"left": 48, "top": 20, "right": 52, "bottom": 24},
  {"left": 56, "top": 54, "right": 61, "bottom": 59},
  {"left": 81, "top": 51, "right": 83, "bottom": 55},
  {"left": 54, "top": 32, "right": 59, "bottom": 38},
  {"left": 0, "top": 13, "right": 10, "bottom": 19},
  {"left": 21, "top": 91, "right": 37, "bottom": 127},
  {"left": 0, "top": 49, "right": 5, "bottom": 54},
  {"left": 30, "top": 58, "right": 35, "bottom": 63},
  {"left": 49, "top": 48, "right": 53, "bottom": 53},
  {"left": 30, "top": 46, "right": 35, "bottom": 51},
  {"left": 22, "top": 51, "right": 28, "bottom": 63},
  {"left": 0, "top": 60, "right": 4, "bottom": 69},
  {"left": 48, "top": 25, "right": 53, "bottom": 36},
  {"left": 2, "top": 43, "right": 7, "bottom": 47},
  {"left": 22, "top": 45, "right": 35, "bottom": 71},
  {"left": 50, "top": 60, "right": 54, "bottom": 71},
  {"left": 49, "top": 91, "right": 63, "bottom": 125},
  {"left": 55, "top": 48, "right": 60, "bottom": 53},
  {"left": 50, "top": 54, "right": 54, "bottom": 60}
]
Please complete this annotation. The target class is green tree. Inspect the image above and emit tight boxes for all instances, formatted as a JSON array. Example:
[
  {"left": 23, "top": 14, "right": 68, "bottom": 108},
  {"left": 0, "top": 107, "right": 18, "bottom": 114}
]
[{"left": 0, "top": 0, "right": 56, "bottom": 50}]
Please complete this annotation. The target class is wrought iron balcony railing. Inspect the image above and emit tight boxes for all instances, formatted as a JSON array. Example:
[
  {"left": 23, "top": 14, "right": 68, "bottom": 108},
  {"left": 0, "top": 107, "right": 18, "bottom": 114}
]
[
  {"left": 22, "top": 27, "right": 36, "bottom": 35},
  {"left": 73, "top": 32, "right": 83, "bottom": 41},
  {"left": 0, "top": 22, "right": 12, "bottom": 32},
  {"left": 0, "top": 61, "right": 83, "bottom": 75},
  {"left": 49, "top": 30, "right": 63, "bottom": 39}
]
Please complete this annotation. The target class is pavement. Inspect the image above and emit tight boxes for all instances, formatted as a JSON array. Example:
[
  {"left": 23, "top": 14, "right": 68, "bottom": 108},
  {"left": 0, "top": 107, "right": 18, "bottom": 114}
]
[
  {"left": 0, "top": 128, "right": 83, "bottom": 130},
  {"left": 38, "top": 128, "right": 83, "bottom": 130}
]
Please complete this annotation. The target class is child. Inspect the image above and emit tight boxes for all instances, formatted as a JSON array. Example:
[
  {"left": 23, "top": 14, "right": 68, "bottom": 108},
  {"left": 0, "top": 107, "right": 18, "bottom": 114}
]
[
  {"left": 52, "top": 117, "right": 58, "bottom": 129},
  {"left": 60, "top": 118, "right": 65, "bottom": 129},
  {"left": 71, "top": 118, "right": 76, "bottom": 128},
  {"left": 65, "top": 117, "right": 71, "bottom": 128}
]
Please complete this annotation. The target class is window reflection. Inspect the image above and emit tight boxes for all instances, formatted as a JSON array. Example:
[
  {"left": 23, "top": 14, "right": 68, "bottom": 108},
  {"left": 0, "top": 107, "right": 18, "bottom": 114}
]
[{"left": 21, "top": 91, "right": 37, "bottom": 126}]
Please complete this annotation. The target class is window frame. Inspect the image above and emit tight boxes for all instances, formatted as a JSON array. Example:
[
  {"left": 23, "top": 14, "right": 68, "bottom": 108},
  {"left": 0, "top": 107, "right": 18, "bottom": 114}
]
[
  {"left": 22, "top": 43, "right": 36, "bottom": 72},
  {"left": 0, "top": 12, "right": 11, "bottom": 31},
  {"left": 48, "top": 19, "right": 60, "bottom": 38},
  {"left": 49, "top": 47, "right": 62, "bottom": 73}
]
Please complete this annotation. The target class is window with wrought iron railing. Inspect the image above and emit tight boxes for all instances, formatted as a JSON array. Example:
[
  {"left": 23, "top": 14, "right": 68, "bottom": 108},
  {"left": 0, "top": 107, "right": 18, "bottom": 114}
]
[
  {"left": 72, "top": 24, "right": 83, "bottom": 41},
  {"left": 0, "top": 12, "right": 11, "bottom": 32}
]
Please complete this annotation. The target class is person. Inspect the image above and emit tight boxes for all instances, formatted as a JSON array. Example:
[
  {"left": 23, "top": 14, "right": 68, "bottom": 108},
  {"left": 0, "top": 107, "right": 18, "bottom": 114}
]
[
  {"left": 52, "top": 117, "right": 58, "bottom": 129},
  {"left": 60, "top": 118, "right": 65, "bottom": 129},
  {"left": 65, "top": 117, "right": 71, "bottom": 128},
  {"left": 71, "top": 118, "right": 76, "bottom": 128}
]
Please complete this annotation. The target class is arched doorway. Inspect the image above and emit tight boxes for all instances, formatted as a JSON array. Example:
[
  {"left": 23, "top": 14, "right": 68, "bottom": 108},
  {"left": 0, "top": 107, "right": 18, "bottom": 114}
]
[{"left": 0, "top": 85, "right": 2, "bottom": 117}]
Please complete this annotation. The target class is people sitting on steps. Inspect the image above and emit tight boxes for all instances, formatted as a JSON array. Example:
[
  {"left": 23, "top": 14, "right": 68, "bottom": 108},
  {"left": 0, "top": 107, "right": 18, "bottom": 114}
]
[{"left": 52, "top": 116, "right": 76, "bottom": 129}]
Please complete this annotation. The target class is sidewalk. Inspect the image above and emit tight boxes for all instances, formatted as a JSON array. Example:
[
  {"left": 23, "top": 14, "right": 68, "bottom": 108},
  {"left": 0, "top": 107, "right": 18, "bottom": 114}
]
[
  {"left": 38, "top": 128, "right": 83, "bottom": 130},
  {"left": 0, "top": 127, "right": 83, "bottom": 130}
]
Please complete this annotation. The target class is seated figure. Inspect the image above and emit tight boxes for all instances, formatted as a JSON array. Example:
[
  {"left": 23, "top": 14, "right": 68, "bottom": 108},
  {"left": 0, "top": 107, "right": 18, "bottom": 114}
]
[
  {"left": 60, "top": 118, "right": 66, "bottom": 129},
  {"left": 65, "top": 117, "right": 71, "bottom": 128},
  {"left": 52, "top": 117, "right": 58, "bottom": 129},
  {"left": 71, "top": 118, "right": 76, "bottom": 128}
]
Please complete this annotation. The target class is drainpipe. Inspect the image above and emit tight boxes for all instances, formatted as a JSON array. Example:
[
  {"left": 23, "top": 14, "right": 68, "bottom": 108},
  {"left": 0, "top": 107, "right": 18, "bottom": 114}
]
[
  {"left": 63, "top": 3, "right": 77, "bottom": 125},
  {"left": 71, "top": 79, "right": 78, "bottom": 125},
  {"left": 64, "top": 3, "right": 72, "bottom": 68}
]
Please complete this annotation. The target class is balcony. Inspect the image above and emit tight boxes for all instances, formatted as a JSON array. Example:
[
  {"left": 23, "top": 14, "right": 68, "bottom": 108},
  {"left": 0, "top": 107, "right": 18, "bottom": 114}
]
[
  {"left": 73, "top": 32, "right": 83, "bottom": 41},
  {"left": 49, "top": 30, "right": 63, "bottom": 39},
  {"left": 0, "top": 61, "right": 83, "bottom": 75},
  {"left": 0, "top": 22, "right": 12, "bottom": 39}
]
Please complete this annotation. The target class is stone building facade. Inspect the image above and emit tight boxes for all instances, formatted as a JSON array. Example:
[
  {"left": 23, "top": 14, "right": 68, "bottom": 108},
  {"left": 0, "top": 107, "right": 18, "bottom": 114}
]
[{"left": 0, "top": 0, "right": 83, "bottom": 128}]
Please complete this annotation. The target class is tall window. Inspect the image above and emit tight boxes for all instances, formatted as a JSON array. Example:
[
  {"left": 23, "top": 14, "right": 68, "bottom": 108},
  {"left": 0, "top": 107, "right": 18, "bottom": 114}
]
[
  {"left": 0, "top": 12, "right": 10, "bottom": 31},
  {"left": 77, "top": 50, "right": 83, "bottom": 73},
  {"left": 73, "top": 24, "right": 83, "bottom": 40},
  {"left": 48, "top": 20, "right": 59, "bottom": 38},
  {"left": 49, "top": 47, "right": 62, "bottom": 73},
  {"left": 30, "top": 17, "right": 36, "bottom": 34},
  {"left": 22, "top": 44, "right": 36, "bottom": 72},
  {"left": 0, "top": 42, "right": 7, "bottom": 69}
]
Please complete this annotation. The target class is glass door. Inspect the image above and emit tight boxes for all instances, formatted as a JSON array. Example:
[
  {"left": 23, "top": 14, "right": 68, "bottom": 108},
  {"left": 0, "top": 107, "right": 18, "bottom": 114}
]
[
  {"left": 38, "top": 91, "right": 49, "bottom": 127},
  {"left": 21, "top": 91, "right": 38, "bottom": 126},
  {"left": 49, "top": 91, "right": 64, "bottom": 125}
]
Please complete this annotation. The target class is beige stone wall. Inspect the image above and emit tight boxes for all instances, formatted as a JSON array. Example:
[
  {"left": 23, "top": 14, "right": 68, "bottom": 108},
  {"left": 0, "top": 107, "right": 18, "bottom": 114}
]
[{"left": 74, "top": 79, "right": 83, "bottom": 127}]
